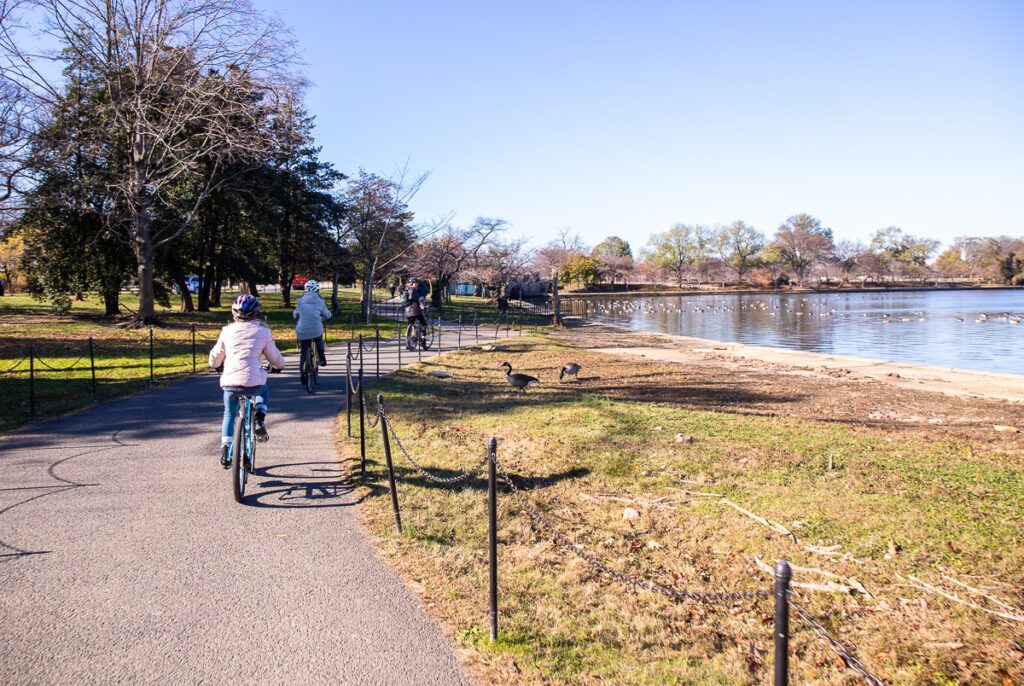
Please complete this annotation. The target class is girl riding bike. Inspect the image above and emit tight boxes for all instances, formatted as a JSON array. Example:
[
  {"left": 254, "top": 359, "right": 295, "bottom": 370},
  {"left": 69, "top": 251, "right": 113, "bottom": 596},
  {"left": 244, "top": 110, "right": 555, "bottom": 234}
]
[
  {"left": 293, "top": 280, "right": 331, "bottom": 382},
  {"left": 209, "top": 294, "right": 286, "bottom": 468}
]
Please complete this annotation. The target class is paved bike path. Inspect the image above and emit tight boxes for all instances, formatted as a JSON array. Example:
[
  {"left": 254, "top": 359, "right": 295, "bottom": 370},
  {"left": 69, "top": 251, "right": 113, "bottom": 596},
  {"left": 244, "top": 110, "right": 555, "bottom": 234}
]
[{"left": 0, "top": 325, "right": 521, "bottom": 685}]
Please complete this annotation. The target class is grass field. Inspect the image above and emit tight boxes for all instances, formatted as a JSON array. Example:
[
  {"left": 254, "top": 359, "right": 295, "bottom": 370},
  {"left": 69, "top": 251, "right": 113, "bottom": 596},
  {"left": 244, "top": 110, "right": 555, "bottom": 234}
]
[
  {"left": 340, "top": 335, "right": 1024, "bottom": 685},
  {"left": 0, "top": 288, "right": 399, "bottom": 434}
]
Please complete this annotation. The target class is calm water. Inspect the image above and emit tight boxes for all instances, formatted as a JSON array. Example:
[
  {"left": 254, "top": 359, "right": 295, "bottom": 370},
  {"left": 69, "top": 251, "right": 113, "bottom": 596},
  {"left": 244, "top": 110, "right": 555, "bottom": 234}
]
[{"left": 583, "top": 289, "right": 1024, "bottom": 376}]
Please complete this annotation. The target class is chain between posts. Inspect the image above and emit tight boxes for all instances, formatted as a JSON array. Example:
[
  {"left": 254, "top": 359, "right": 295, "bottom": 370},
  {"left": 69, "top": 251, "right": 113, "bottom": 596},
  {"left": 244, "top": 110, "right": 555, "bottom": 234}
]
[
  {"left": 33, "top": 355, "right": 89, "bottom": 371},
  {"left": 380, "top": 408, "right": 491, "bottom": 484},
  {"left": 489, "top": 452, "right": 771, "bottom": 605},
  {"left": 788, "top": 596, "right": 885, "bottom": 685},
  {"left": 0, "top": 357, "right": 30, "bottom": 374}
]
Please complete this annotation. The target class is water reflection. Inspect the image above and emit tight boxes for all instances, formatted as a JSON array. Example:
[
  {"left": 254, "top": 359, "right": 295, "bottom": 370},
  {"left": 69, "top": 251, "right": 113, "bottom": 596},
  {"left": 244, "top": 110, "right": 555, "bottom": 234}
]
[{"left": 582, "top": 290, "right": 1024, "bottom": 375}]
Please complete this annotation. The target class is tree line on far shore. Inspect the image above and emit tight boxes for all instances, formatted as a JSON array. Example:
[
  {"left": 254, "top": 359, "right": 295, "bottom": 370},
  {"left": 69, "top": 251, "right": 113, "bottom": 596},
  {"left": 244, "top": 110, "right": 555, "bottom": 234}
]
[{"left": 1, "top": 1, "right": 1021, "bottom": 323}]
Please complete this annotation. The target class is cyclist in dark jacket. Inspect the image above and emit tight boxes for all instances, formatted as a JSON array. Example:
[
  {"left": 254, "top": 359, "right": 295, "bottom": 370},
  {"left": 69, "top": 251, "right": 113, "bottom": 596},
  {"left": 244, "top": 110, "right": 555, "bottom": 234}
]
[{"left": 402, "top": 277, "right": 428, "bottom": 345}]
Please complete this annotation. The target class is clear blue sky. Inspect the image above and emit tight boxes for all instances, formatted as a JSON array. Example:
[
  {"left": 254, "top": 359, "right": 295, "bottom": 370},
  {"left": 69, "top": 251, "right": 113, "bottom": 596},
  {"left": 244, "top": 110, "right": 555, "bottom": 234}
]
[{"left": 252, "top": 0, "right": 1023, "bottom": 252}]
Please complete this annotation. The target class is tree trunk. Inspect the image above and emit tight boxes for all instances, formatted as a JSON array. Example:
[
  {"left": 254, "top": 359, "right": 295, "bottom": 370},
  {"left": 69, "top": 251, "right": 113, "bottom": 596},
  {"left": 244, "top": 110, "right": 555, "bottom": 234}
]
[
  {"left": 246, "top": 281, "right": 259, "bottom": 296},
  {"left": 198, "top": 264, "right": 216, "bottom": 312},
  {"left": 101, "top": 272, "right": 121, "bottom": 316},
  {"left": 211, "top": 267, "right": 222, "bottom": 308},
  {"left": 169, "top": 250, "right": 194, "bottom": 313},
  {"left": 331, "top": 264, "right": 341, "bottom": 314},
  {"left": 362, "top": 275, "right": 374, "bottom": 323},
  {"left": 431, "top": 279, "right": 444, "bottom": 309},
  {"left": 133, "top": 211, "right": 159, "bottom": 325}
]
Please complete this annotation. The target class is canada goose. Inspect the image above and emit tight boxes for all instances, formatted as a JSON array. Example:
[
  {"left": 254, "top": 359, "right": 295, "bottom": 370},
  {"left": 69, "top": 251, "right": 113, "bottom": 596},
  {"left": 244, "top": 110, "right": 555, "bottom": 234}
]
[
  {"left": 501, "top": 362, "right": 538, "bottom": 392},
  {"left": 559, "top": 363, "right": 581, "bottom": 381}
]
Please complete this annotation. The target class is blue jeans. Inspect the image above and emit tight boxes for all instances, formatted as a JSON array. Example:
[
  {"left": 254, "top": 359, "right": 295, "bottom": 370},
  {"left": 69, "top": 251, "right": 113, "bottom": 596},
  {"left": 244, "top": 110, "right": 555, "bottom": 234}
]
[{"left": 221, "top": 384, "right": 269, "bottom": 445}]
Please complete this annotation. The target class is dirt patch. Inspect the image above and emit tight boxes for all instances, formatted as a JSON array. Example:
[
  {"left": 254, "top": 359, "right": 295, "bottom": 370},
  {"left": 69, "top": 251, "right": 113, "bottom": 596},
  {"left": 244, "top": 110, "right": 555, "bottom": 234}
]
[{"left": 549, "top": 322, "right": 1024, "bottom": 433}]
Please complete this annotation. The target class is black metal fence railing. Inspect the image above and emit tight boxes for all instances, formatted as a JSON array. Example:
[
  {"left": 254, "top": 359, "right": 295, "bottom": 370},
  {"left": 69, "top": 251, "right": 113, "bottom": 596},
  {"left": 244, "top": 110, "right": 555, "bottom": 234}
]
[
  {"left": 1, "top": 325, "right": 222, "bottom": 425},
  {"left": 347, "top": 393, "right": 885, "bottom": 686}
]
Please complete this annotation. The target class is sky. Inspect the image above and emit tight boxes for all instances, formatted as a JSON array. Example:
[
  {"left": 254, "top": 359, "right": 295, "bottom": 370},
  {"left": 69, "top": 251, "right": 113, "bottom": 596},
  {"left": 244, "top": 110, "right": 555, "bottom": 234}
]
[{"left": 250, "top": 0, "right": 1023, "bottom": 252}]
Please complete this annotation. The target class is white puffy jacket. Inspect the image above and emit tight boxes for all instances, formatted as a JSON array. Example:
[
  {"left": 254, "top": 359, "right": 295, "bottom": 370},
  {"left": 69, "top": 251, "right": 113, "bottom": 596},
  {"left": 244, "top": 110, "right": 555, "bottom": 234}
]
[
  {"left": 208, "top": 320, "right": 286, "bottom": 388},
  {"left": 293, "top": 291, "right": 331, "bottom": 340}
]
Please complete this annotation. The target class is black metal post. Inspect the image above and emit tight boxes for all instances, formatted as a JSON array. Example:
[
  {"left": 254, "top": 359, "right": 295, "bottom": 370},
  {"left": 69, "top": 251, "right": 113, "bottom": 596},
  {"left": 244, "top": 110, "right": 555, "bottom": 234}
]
[
  {"left": 191, "top": 324, "right": 196, "bottom": 373},
  {"left": 28, "top": 343, "right": 35, "bottom": 423},
  {"left": 89, "top": 337, "right": 97, "bottom": 403},
  {"left": 437, "top": 316, "right": 442, "bottom": 352},
  {"left": 358, "top": 367, "right": 366, "bottom": 479},
  {"left": 774, "top": 561, "right": 792, "bottom": 686},
  {"left": 149, "top": 328, "right": 154, "bottom": 387},
  {"left": 346, "top": 342, "right": 352, "bottom": 437},
  {"left": 376, "top": 326, "right": 380, "bottom": 378},
  {"left": 397, "top": 323, "right": 402, "bottom": 367},
  {"left": 488, "top": 436, "right": 498, "bottom": 642},
  {"left": 458, "top": 315, "right": 462, "bottom": 349},
  {"left": 378, "top": 394, "right": 403, "bottom": 534}
]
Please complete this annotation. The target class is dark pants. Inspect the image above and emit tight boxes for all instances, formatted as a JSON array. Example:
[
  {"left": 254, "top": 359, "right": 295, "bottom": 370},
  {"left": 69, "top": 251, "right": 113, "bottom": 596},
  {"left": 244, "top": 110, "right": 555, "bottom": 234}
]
[{"left": 299, "top": 336, "right": 326, "bottom": 365}]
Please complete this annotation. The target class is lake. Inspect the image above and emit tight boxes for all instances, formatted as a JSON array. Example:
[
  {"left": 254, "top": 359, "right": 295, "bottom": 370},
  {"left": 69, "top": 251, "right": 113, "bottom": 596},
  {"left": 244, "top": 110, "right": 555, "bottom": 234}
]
[{"left": 578, "top": 289, "right": 1024, "bottom": 376}]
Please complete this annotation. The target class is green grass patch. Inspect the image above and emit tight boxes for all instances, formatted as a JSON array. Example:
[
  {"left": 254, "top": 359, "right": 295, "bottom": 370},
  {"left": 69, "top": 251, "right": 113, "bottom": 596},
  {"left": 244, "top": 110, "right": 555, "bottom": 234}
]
[{"left": 0, "top": 288, "right": 400, "bottom": 433}]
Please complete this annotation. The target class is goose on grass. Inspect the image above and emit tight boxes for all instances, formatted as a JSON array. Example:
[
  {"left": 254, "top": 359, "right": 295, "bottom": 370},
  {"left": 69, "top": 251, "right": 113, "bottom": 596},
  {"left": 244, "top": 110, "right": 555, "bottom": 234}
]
[
  {"left": 559, "top": 362, "right": 581, "bottom": 381},
  {"left": 501, "top": 361, "right": 538, "bottom": 393}
]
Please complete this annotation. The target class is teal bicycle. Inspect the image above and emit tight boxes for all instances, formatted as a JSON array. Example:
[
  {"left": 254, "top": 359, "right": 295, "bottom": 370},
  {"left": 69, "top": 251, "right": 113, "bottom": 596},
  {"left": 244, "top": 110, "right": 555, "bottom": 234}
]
[
  {"left": 225, "top": 364, "right": 281, "bottom": 503},
  {"left": 228, "top": 390, "right": 261, "bottom": 503}
]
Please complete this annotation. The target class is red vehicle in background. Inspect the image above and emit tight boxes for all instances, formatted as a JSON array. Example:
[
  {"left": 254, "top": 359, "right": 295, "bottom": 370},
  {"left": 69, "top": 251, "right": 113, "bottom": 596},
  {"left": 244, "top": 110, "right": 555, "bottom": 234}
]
[{"left": 291, "top": 276, "right": 309, "bottom": 288}]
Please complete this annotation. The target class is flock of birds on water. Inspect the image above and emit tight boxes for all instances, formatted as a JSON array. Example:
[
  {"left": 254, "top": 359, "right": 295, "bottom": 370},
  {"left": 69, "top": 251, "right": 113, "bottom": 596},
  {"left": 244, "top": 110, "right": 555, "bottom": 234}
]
[
  {"left": 583, "top": 298, "right": 1023, "bottom": 325},
  {"left": 497, "top": 297, "right": 1021, "bottom": 391}
]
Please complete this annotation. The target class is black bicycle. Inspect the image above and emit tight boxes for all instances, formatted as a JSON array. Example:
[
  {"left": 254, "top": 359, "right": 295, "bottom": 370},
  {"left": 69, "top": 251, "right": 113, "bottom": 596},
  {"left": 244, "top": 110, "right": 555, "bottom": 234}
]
[
  {"left": 299, "top": 339, "right": 319, "bottom": 394},
  {"left": 405, "top": 317, "right": 434, "bottom": 351}
]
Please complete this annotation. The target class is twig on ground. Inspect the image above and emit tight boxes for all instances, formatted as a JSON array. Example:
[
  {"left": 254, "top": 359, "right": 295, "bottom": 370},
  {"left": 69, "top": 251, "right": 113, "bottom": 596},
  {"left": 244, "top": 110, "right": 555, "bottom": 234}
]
[
  {"left": 898, "top": 574, "right": 1024, "bottom": 623},
  {"left": 941, "top": 574, "right": 1022, "bottom": 613}
]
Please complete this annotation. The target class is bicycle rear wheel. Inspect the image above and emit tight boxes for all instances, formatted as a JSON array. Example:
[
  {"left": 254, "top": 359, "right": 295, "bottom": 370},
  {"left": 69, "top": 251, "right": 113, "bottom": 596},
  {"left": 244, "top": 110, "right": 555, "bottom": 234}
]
[
  {"left": 312, "top": 354, "right": 319, "bottom": 387},
  {"left": 302, "top": 347, "right": 313, "bottom": 394},
  {"left": 422, "top": 324, "right": 434, "bottom": 350},
  {"left": 232, "top": 400, "right": 247, "bottom": 503}
]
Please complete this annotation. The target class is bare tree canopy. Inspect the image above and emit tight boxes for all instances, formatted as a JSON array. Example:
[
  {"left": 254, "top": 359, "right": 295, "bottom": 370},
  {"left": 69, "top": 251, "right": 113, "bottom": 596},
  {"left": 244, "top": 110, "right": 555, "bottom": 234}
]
[
  {"left": 343, "top": 166, "right": 428, "bottom": 322},
  {"left": 404, "top": 216, "right": 507, "bottom": 308},
  {"left": 0, "top": 0, "right": 302, "bottom": 323}
]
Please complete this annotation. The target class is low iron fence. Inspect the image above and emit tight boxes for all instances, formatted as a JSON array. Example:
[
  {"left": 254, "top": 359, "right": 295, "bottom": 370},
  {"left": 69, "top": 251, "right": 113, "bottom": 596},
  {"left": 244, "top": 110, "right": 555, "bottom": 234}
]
[{"left": 344, "top": 385, "right": 885, "bottom": 686}]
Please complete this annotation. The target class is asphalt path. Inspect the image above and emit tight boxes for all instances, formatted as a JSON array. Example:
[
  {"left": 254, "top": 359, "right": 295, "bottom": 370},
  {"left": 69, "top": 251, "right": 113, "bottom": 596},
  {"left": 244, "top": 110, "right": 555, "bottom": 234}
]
[{"left": 0, "top": 319, "right": 524, "bottom": 685}]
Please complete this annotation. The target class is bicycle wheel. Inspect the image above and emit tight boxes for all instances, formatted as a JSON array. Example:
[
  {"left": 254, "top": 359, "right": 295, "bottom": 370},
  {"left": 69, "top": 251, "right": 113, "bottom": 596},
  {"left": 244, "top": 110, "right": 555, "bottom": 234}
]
[
  {"left": 232, "top": 399, "right": 247, "bottom": 503},
  {"left": 302, "top": 346, "right": 313, "bottom": 394},
  {"left": 405, "top": 323, "right": 416, "bottom": 350},
  {"left": 312, "top": 353, "right": 319, "bottom": 387},
  {"left": 422, "top": 323, "right": 434, "bottom": 350}
]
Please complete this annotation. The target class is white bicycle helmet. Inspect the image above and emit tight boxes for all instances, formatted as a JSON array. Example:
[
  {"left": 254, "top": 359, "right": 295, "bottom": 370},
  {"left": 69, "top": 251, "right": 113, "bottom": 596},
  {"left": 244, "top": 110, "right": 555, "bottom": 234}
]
[{"left": 304, "top": 280, "right": 320, "bottom": 293}]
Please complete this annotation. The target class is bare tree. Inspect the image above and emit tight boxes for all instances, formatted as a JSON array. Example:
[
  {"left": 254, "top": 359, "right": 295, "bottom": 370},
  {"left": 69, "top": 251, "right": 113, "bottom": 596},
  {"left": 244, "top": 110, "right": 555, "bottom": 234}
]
[
  {"left": 465, "top": 237, "right": 532, "bottom": 299},
  {"left": 404, "top": 216, "right": 507, "bottom": 309},
  {"left": 829, "top": 240, "right": 865, "bottom": 283},
  {"left": 0, "top": 0, "right": 301, "bottom": 323},
  {"left": 772, "top": 223, "right": 833, "bottom": 286},
  {"left": 344, "top": 166, "right": 429, "bottom": 322},
  {"left": 533, "top": 227, "right": 587, "bottom": 276}
]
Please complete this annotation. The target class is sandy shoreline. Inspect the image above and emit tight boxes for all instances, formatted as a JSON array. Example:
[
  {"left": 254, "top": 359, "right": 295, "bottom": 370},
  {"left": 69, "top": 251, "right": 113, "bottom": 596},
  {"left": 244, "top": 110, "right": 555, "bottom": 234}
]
[{"left": 569, "top": 322, "right": 1024, "bottom": 403}]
